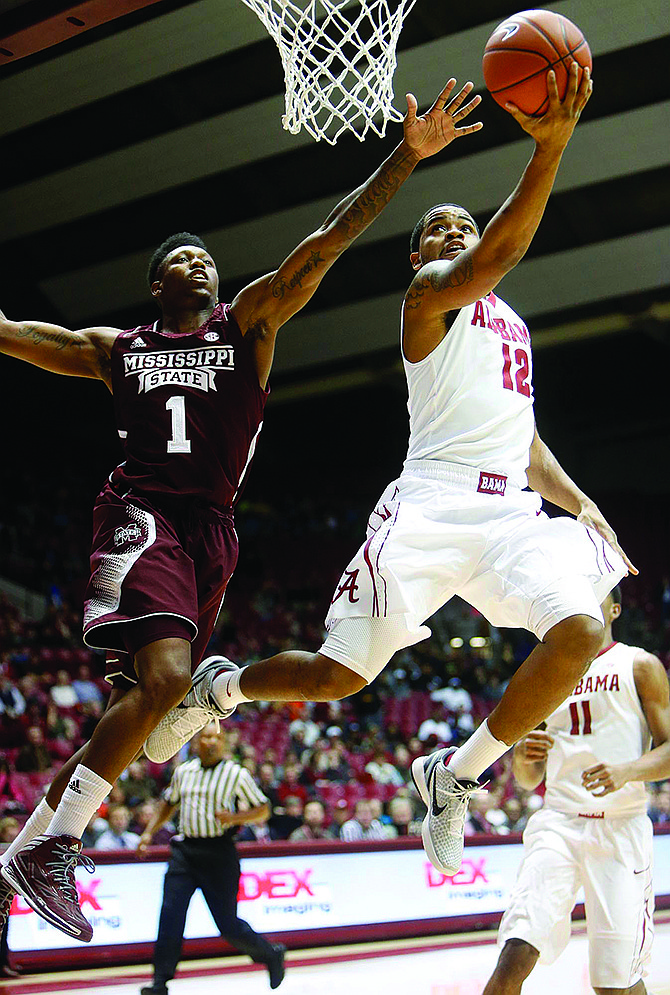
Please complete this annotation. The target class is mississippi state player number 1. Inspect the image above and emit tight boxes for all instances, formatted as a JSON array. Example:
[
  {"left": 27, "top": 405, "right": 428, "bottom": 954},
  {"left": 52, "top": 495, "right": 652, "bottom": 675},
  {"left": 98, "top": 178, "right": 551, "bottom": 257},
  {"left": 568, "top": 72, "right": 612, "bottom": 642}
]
[{"left": 166, "top": 395, "right": 192, "bottom": 453}]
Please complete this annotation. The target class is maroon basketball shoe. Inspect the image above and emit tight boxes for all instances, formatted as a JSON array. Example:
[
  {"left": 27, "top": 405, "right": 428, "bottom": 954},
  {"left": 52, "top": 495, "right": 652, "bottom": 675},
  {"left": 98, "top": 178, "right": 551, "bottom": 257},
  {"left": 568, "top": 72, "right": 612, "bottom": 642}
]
[
  {"left": 0, "top": 873, "right": 14, "bottom": 934},
  {"left": 1, "top": 835, "right": 95, "bottom": 942}
]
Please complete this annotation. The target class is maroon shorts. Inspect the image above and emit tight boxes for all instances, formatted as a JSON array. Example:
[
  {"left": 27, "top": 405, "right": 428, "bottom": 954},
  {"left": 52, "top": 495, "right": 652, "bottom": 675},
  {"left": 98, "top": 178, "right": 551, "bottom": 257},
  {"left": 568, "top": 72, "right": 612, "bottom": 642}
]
[{"left": 83, "top": 483, "right": 238, "bottom": 688}]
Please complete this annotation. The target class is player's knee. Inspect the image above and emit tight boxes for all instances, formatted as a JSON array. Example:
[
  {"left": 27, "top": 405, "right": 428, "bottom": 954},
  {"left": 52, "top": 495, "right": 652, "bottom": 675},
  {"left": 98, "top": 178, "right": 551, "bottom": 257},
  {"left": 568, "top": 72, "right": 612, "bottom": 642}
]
[
  {"left": 307, "top": 655, "right": 368, "bottom": 700},
  {"left": 498, "top": 938, "right": 539, "bottom": 976},
  {"left": 546, "top": 614, "right": 604, "bottom": 676},
  {"left": 136, "top": 639, "right": 192, "bottom": 711}
]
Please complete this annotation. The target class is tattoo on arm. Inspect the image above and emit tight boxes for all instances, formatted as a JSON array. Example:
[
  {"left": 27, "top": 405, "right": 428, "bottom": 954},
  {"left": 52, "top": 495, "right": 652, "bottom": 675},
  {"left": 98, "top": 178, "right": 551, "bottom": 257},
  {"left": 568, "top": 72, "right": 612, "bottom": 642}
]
[
  {"left": 272, "top": 249, "right": 325, "bottom": 300},
  {"left": 338, "top": 148, "right": 416, "bottom": 242},
  {"left": 17, "top": 324, "right": 83, "bottom": 351},
  {"left": 404, "top": 257, "right": 474, "bottom": 309}
]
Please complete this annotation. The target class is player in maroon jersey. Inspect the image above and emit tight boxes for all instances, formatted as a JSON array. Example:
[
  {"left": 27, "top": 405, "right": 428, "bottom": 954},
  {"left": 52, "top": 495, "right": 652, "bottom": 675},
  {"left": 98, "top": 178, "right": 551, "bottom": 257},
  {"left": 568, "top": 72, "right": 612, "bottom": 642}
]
[{"left": 0, "top": 79, "right": 482, "bottom": 942}]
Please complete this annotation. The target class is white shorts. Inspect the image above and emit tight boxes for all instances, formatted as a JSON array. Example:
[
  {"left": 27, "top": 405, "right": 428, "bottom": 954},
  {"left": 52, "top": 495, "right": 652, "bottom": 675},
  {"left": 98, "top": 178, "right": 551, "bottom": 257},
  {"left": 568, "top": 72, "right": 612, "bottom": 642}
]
[
  {"left": 498, "top": 807, "right": 655, "bottom": 988},
  {"left": 321, "top": 460, "right": 625, "bottom": 683}
]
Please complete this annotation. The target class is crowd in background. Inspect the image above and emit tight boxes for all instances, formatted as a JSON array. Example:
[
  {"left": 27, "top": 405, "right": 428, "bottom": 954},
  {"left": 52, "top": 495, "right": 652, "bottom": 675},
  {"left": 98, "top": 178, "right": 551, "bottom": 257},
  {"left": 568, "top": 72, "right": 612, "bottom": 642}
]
[{"left": 1, "top": 483, "right": 669, "bottom": 849}]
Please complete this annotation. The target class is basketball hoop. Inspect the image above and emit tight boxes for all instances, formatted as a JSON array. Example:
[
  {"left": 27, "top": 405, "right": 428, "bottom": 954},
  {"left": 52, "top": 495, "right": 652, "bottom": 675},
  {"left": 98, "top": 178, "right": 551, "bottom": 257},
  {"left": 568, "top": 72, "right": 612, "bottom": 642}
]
[{"left": 239, "top": 0, "right": 418, "bottom": 144}]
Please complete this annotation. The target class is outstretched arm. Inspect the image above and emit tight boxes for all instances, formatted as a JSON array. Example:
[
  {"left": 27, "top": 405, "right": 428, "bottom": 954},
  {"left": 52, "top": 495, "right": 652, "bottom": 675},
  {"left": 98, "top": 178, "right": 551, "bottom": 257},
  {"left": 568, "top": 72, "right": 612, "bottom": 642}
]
[
  {"left": 0, "top": 308, "right": 119, "bottom": 389},
  {"left": 582, "top": 652, "right": 670, "bottom": 795},
  {"left": 230, "top": 79, "right": 482, "bottom": 387},
  {"left": 527, "top": 424, "right": 637, "bottom": 575},
  {"left": 404, "top": 64, "right": 592, "bottom": 325}
]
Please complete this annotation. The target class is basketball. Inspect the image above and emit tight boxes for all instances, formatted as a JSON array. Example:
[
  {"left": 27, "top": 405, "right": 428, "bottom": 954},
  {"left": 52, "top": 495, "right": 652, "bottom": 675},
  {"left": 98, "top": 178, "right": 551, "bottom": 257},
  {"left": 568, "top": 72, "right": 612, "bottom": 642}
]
[{"left": 483, "top": 9, "right": 592, "bottom": 116}]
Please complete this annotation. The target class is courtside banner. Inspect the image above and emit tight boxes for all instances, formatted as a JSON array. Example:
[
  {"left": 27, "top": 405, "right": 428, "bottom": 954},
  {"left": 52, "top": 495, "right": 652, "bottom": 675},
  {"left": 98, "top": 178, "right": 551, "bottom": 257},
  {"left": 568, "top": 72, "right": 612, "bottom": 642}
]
[{"left": 8, "top": 833, "right": 670, "bottom": 952}]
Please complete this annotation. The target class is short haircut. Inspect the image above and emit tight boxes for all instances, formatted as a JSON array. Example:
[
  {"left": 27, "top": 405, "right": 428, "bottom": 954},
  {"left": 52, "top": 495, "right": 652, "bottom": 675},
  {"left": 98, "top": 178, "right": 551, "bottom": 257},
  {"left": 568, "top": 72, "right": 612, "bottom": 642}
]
[
  {"left": 610, "top": 584, "right": 622, "bottom": 606},
  {"left": 147, "top": 232, "right": 209, "bottom": 287},
  {"left": 409, "top": 204, "right": 479, "bottom": 255}
]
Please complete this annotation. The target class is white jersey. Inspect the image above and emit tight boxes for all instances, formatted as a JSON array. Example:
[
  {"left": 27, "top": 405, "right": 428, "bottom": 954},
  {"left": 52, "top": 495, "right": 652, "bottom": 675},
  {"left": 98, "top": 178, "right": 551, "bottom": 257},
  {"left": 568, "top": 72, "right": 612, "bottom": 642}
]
[
  {"left": 544, "top": 642, "right": 651, "bottom": 817},
  {"left": 403, "top": 291, "right": 535, "bottom": 489}
]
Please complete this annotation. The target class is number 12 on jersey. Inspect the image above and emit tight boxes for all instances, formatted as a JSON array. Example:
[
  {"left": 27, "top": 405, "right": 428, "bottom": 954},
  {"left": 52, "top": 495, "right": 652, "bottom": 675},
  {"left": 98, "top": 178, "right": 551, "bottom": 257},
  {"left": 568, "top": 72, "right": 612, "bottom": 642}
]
[
  {"left": 501, "top": 343, "right": 531, "bottom": 397},
  {"left": 166, "top": 396, "right": 192, "bottom": 453}
]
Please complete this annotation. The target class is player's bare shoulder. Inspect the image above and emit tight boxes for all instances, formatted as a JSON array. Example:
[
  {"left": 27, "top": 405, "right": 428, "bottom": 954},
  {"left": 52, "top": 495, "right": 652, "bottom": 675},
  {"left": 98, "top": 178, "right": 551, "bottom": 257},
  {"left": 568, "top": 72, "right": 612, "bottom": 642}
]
[{"left": 633, "top": 648, "right": 669, "bottom": 695}]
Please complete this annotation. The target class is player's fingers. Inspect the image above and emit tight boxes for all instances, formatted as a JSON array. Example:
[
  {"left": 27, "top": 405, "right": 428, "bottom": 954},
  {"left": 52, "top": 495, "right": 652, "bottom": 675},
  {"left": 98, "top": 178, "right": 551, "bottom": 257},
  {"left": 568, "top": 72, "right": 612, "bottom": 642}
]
[
  {"left": 454, "top": 121, "right": 484, "bottom": 137},
  {"left": 546, "top": 69, "right": 560, "bottom": 107},
  {"left": 405, "top": 92, "right": 419, "bottom": 122},
  {"left": 453, "top": 93, "right": 482, "bottom": 121},
  {"left": 575, "top": 67, "right": 593, "bottom": 114},
  {"left": 504, "top": 101, "right": 532, "bottom": 123},
  {"left": 432, "top": 78, "right": 458, "bottom": 111},
  {"left": 565, "top": 60, "right": 579, "bottom": 103}
]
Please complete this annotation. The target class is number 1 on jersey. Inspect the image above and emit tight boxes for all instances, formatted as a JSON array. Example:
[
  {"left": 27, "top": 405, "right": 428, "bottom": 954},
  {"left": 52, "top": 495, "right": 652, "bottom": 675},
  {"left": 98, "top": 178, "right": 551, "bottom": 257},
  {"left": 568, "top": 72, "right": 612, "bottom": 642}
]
[{"left": 166, "top": 396, "right": 191, "bottom": 453}]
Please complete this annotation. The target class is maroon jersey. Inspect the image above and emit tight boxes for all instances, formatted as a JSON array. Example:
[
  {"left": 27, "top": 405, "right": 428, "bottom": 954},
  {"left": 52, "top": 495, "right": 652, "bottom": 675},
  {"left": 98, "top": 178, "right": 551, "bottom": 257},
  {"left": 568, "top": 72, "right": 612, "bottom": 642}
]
[{"left": 109, "top": 304, "right": 267, "bottom": 508}]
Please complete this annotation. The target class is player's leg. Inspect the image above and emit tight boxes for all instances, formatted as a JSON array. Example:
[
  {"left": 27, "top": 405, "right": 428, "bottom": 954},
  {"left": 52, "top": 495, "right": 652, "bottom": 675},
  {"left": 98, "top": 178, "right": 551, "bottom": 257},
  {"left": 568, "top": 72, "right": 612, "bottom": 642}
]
[
  {"left": 583, "top": 815, "right": 654, "bottom": 995},
  {"left": 482, "top": 939, "right": 539, "bottom": 995},
  {"left": 483, "top": 810, "right": 579, "bottom": 993},
  {"left": 1, "top": 635, "right": 191, "bottom": 940}
]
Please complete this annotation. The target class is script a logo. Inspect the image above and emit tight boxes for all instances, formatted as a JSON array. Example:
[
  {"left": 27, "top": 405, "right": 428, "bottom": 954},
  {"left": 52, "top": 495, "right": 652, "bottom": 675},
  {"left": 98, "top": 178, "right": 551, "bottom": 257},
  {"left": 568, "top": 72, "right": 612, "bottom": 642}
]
[
  {"left": 425, "top": 858, "right": 489, "bottom": 888},
  {"left": 238, "top": 869, "right": 314, "bottom": 902}
]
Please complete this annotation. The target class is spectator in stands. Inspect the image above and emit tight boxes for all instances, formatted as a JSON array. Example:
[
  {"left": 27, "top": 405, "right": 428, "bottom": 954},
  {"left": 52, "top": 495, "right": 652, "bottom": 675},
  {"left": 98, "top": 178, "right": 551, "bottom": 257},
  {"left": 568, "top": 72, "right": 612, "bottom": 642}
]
[
  {"left": 0, "top": 675, "right": 25, "bottom": 746},
  {"left": 417, "top": 705, "right": 453, "bottom": 745},
  {"left": 430, "top": 676, "right": 473, "bottom": 713},
  {"left": 120, "top": 760, "right": 158, "bottom": 809},
  {"left": 270, "top": 796, "right": 304, "bottom": 840},
  {"left": 340, "top": 799, "right": 386, "bottom": 841},
  {"left": 311, "top": 741, "right": 351, "bottom": 783},
  {"left": 392, "top": 744, "right": 413, "bottom": 781},
  {"left": 365, "top": 747, "right": 404, "bottom": 787},
  {"left": 276, "top": 764, "right": 309, "bottom": 806},
  {"left": 325, "top": 799, "right": 350, "bottom": 839},
  {"left": 130, "top": 800, "right": 175, "bottom": 846},
  {"left": 257, "top": 763, "right": 281, "bottom": 808},
  {"left": 386, "top": 796, "right": 421, "bottom": 837},
  {"left": 649, "top": 782, "right": 670, "bottom": 824},
  {"left": 289, "top": 712, "right": 321, "bottom": 750},
  {"left": 501, "top": 796, "right": 528, "bottom": 834},
  {"left": 95, "top": 804, "right": 140, "bottom": 850},
  {"left": 49, "top": 669, "right": 78, "bottom": 709},
  {"left": 72, "top": 665, "right": 104, "bottom": 707},
  {"left": 81, "top": 811, "right": 108, "bottom": 849},
  {"left": 465, "top": 792, "right": 493, "bottom": 836},
  {"left": 15, "top": 726, "right": 52, "bottom": 773},
  {"left": 289, "top": 800, "right": 329, "bottom": 841}
]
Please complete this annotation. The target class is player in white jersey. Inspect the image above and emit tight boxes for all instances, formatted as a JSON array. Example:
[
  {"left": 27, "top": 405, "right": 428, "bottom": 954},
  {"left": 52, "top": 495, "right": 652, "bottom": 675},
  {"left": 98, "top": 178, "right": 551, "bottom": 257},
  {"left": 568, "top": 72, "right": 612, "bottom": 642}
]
[
  {"left": 149, "top": 65, "right": 635, "bottom": 876},
  {"left": 483, "top": 587, "right": 670, "bottom": 995}
]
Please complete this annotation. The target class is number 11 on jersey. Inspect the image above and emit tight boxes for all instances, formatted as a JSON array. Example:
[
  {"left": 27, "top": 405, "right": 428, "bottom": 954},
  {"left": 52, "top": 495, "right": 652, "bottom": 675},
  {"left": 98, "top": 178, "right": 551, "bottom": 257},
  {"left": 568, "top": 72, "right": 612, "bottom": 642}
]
[{"left": 166, "top": 396, "right": 191, "bottom": 453}]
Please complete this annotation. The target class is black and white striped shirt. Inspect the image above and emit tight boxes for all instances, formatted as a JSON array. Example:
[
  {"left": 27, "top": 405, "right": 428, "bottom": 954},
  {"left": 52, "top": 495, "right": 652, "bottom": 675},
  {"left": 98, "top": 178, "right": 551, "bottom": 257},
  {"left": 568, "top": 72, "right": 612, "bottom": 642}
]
[{"left": 163, "top": 758, "right": 268, "bottom": 839}]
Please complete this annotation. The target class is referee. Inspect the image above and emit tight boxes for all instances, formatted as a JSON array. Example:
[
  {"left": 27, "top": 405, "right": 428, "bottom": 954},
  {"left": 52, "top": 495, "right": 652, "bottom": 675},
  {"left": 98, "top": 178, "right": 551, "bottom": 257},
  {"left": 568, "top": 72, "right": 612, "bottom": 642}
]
[{"left": 138, "top": 723, "right": 285, "bottom": 993}]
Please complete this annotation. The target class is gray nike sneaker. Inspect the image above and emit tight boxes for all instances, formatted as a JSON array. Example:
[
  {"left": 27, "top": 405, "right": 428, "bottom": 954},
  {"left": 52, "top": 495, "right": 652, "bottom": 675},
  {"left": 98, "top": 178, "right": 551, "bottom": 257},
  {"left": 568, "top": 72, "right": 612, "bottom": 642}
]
[
  {"left": 411, "top": 746, "right": 482, "bottom": 876},
  {"left": 144, "top": 656, "right": 239, "bottom": 763}
]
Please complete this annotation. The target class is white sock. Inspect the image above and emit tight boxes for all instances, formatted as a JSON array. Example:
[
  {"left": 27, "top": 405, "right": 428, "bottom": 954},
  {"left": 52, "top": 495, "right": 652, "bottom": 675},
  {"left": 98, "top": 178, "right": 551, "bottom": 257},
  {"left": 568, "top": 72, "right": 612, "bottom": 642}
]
[
  {"left": 212, "top": 666, "right": 252, "bottom": 709},
  {"left": 45, "top": 764, "right": 112, "bottom": 840},
  {"left": 448, "top": 720, "right": 510, "bottom": 782},
  {"left": 0, "top": 798, "right": 55, "bottom": 865}
]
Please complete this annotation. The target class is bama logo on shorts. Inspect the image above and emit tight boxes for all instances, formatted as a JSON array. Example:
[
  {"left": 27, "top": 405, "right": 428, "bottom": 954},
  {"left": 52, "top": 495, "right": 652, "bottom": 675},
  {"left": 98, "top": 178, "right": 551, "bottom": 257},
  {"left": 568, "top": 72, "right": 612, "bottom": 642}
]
[
  {"left": 477, "top": 471, "right": 507, "bottom": 495},
  {"left": 113, "top": 522, "right": 143, "bottom": 546}
]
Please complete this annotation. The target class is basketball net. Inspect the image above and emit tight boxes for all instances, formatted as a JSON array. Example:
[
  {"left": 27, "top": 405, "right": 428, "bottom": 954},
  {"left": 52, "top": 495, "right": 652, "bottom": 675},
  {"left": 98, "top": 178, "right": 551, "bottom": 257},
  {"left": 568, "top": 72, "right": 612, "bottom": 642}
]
[{"left": 239, "top": 0, "right": 417, "bottom": 144}]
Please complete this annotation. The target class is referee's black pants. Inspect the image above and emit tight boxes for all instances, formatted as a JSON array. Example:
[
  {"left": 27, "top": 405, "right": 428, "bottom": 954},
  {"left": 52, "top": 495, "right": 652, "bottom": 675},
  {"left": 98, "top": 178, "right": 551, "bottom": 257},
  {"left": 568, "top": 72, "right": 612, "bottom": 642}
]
[{"left": 153, "top": 836, "right": 276, "bottom": 985}]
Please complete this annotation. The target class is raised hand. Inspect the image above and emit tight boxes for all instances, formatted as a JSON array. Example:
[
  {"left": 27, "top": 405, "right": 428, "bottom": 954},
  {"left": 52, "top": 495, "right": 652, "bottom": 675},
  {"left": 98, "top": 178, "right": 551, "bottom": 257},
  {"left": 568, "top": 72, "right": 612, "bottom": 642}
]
[
  {"left": 404, "top": 79, "right": 483, "bottom": 159},
  {"left": 505, "top": 62, "right": 593, "bottom": 150}
]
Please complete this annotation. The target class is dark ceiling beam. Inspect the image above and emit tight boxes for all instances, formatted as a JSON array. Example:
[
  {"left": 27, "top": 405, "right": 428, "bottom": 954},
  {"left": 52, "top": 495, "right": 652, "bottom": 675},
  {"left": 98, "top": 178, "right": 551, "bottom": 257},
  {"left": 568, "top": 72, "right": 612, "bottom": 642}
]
[{"left": 0, "top": 0, "right": 165, "bottom": 63}]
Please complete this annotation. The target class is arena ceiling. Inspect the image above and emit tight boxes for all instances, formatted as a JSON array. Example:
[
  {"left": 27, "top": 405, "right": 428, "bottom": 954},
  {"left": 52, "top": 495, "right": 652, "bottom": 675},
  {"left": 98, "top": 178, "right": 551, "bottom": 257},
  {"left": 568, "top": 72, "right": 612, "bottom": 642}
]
[{"left": 1, "top": 0, "right": 668, "bottom": 380}]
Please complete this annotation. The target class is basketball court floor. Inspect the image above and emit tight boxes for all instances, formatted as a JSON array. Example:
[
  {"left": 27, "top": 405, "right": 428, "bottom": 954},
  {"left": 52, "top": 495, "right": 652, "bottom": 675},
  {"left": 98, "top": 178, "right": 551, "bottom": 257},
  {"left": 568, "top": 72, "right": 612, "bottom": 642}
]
[{"left": 3, "top": 914, "right": 669, "bottom": 995}]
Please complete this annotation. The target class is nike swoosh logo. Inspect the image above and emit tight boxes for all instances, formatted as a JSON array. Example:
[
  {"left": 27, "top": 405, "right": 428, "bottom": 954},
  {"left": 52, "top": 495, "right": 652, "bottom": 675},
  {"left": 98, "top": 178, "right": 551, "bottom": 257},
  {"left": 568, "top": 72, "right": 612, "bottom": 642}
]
[
  {"left": 430, "top": 765, "right": 448, "bottom": 817},
  {"left": 633, "top": 867, "right": 649, "bottom": 875}
]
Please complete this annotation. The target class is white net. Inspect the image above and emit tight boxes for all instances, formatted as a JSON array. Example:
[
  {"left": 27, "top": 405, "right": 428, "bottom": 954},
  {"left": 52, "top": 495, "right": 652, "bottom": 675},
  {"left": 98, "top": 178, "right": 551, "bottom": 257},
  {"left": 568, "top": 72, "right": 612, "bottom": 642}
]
[{"left": 239, "top": 0, "right": 417, "bottom": 144}]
